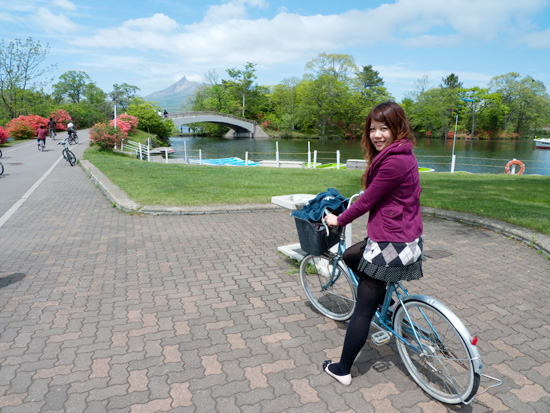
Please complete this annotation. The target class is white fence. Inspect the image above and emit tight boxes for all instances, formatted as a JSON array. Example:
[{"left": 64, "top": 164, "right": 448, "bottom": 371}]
[
  {"left": 178, "top": 141, "right": 343, "bottom": 169},
  {"left": 120, "top": 139, "right": 150, "bottom": 161}
]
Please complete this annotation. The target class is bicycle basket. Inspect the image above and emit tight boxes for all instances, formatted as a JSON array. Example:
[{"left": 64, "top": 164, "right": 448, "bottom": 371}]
[{"left": 294, "top": 216, "right": 343, "bottom": 256}]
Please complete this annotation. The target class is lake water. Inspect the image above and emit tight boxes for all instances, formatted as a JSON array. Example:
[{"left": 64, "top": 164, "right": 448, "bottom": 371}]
[{"left": 169, "top": 136, "right": 550, "bottom": 176}]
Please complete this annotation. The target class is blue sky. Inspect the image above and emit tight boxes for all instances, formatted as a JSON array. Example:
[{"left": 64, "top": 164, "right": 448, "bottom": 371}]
[{"left": 1, "top": 0, "right": 549, "bottom": 101}]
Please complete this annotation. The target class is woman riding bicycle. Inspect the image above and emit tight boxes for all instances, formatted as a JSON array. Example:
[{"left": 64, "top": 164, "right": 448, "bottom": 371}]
[{"left": 323, "top": 101, "right": 423, "bottom": 386}]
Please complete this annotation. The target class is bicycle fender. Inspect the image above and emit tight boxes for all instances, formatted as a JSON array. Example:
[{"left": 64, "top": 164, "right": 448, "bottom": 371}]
[{"left": 398, "top": 294, "right": 482, "bottom": 375}]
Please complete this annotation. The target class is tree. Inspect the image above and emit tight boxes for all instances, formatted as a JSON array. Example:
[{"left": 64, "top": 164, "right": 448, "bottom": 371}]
[
  {"left": 126, "top": 98, "right": 176, "bottom": 143},
  {"left": 0, "top": 37, "right": 56, "bottom": 118},
  {"left": 85, "top": 83, "right": 107, "bottom": 106},
  {"left": 193, "top": 69, "right": 237, "bottom": 114},
  {"left": 62, "top": 101, "right": 109, "bottom": 128},
  {"left": 299, "top": 53, "right": 359, "bottom": 136},
  {"left": 110, "top": 83, "right": 140, "bottom": 111},
  {"left": 440, "top": 73, "right": 463, "bottom": 89},
  {"left": 459, "top": 87, "right": 503, "bottom": 137},
  {"left": 489, "top": 72, "right": 550, "bottom": 133},
  {"left": 304, "top": 53, "right": 358, "bottom": 82},
  {"left": 297, "top": 74, "right": 349, "bottom": 136},
  {"left": 409, "top": 87, "right": 459, "bottom": 137},
  {"left": 270, "top": 77, "right": 300, "bottom": 133},
  {"left": 354, "top": 65, "right": 393, "bottom": 108},
  {"left": 53, "top": 71, "right": 92, "bottom": 103},
  {"left": 226, "top": 62, "right": 257, "bottom": 117}
]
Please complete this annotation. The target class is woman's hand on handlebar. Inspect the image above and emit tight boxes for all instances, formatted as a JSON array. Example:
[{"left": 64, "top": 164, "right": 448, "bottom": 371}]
[{"left": 325, "top": 213, "right": 339, "bottom": 227}]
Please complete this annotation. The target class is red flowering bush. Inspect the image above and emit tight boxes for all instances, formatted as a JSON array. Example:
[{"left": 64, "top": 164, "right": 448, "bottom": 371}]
[
  {"left": 50, "top": 109, "right": 72, "bottom": 131},
  {"left": 0, "top": 126, "right": 9, "bottom": 144},
  {"left": 90, "top": 122, "right": 126, "bottom": 150},
  {"left": 118, "top": 114, "right": 138, "bottom": 131},
  {"left": 109, "top": 114, "right": 139, "bottom": 136},
  {"left": 109, "top": 119, "right": 131, "bottom": 135},
  {"left": 6, "top": 115, "right": 49, "bottom": 140}
]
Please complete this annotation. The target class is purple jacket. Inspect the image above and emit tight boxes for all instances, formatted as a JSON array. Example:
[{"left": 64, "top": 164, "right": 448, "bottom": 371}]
[{"left": 337, "top": 140, "right": 423, "bottom": 243}]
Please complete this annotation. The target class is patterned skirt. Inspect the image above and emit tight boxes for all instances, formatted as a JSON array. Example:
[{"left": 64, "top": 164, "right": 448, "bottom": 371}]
[{"left": 356, "top": 236, "right": 424, "bottom": 282}]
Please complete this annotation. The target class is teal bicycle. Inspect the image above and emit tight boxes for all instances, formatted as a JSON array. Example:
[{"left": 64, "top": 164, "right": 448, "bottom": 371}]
[{"left": 296, "top": 193, "right": 500, "bottom": 404}]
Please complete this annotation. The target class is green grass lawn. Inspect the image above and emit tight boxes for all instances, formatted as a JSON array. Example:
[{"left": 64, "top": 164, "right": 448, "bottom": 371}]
[{"left": 84, "top": 147, "right": 550, "bottom": 235}]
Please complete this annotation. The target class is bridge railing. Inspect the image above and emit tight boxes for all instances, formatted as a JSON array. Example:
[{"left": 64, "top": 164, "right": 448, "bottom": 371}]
[{"left": 167, "top": 111, "right": 257, "bottom": 125}]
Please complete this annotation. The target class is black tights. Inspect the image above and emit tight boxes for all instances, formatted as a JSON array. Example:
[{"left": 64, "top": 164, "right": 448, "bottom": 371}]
[{"left": 328, "top": 241, "right": 387, "bottom": 376}]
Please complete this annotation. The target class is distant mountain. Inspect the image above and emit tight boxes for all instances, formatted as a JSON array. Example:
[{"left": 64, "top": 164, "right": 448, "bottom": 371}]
[{"left": 144, "top": 76, "right": 203, "bottom": 112}]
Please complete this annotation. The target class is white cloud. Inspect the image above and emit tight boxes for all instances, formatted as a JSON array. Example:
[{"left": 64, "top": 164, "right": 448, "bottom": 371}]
[
  {"left": 73, "top": 13, "right": 178, "bottom": 49},
  {"left": 51, "top": 0, "right": 76, "bottom": 11},
  {"left": 0, "top": 12, "right": 15, "bottom": 22},
  {"left": 71, "top": 0, "right": 549, "bottom": 67},
  {"left": 203, "top": 0, "right": 269, "bottom": 23},
  {"left": 122, "top": 13, "right": 179, "bottom": 32},
  {"left": 30, "top": 7, "right": 78, "bottom": 34},
  {"left": 519, "top": 29, "right": 550, "bottom": 49}
]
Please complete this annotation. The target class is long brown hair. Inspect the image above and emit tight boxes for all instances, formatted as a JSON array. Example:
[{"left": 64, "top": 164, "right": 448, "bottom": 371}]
[{"left": 361, "top": 101, "right": 415, "bottom": 186}]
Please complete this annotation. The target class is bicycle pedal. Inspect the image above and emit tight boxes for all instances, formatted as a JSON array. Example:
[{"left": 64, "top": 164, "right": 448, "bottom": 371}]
[{"left": 371, "top": 330, "right": 392, "bottom": 346}]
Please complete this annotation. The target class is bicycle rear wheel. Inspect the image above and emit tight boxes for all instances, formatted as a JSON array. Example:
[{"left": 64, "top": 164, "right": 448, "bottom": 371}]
[
  {"left": 0, "top": 162, "right": 4, "bottom": 175},
  {"left": 393, "top": 300, "right": 480, "bottom": 404},
  {"left": 299, "top": 254, "right": 356, "bottom": 321}
]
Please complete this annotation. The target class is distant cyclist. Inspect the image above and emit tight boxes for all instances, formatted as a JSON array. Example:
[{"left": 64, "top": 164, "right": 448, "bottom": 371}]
[
  {"left": 36, "top": 125, "right": 47, "bottom": 150},
  {"left": 47, "top": 117, "right": 57, "bottom": 139},
  {"left": 67, "top": 122, "right": 77, "bottom": 139}
]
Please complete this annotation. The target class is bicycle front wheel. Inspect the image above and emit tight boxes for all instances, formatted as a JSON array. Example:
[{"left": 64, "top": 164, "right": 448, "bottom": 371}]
[
  {"left": 66, "top": 150, "right": 76, "bottom": 166},
  {"left": 299, "top": 254, "right": 356, "bottom": 321},
  {"left": 394, "top": 300, "right": 480, "bottom": 404},
  {"left": 0, "top": 162, "right": 4, "bottom": 175}
]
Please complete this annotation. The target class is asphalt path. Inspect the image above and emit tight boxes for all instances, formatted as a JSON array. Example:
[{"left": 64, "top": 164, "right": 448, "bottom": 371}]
[{"left": 0, "top": 129, "right": 90, "bottom": 226}]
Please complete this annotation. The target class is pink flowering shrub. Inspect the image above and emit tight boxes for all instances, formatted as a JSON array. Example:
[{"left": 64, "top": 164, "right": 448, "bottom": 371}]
[
  {"left": 109, "top": 114, "right": 138, "bottom": 136},
  {"left": 90, "top": 122, "right": 126, "bottom": 150},
  {"left": 109, "top": 119, "right": 131, "bottom": 135},
  {"left": 0, "top": 126, "right": 9, "bottom": 144},
  {"left": 6, "top": 115, "right": 49, "bottom": 140},
  {"left": 118, "top": 114, "right": 138, "bottom": 131},
  {"left": 50, "top": 109, "right": 72, "bottom": 131}
]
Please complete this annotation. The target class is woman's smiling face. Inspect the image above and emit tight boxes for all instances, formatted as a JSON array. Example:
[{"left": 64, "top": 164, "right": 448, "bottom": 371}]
[{"left": 369, "top": 119, "right": 395, "bottom": 152}]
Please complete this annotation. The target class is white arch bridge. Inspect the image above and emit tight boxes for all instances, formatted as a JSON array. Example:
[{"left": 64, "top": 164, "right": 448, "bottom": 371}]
[{"left": 167, "top": 111, "right": 269, "bottom": 139}]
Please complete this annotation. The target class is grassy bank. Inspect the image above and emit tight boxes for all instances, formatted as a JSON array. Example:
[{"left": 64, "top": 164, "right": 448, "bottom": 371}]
[{"left": 83, "top": 147, "right": 550, "bottom": 235}]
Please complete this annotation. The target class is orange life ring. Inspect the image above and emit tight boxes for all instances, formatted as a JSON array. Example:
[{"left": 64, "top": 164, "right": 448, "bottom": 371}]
[{"left": 505, "top": 159, "right": 525, "bottom": 175}]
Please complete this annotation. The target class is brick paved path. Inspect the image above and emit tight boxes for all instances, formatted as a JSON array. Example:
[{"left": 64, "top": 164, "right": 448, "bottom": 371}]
[{"left": 0, "top": 160, "right": 549, "bottom": 412}]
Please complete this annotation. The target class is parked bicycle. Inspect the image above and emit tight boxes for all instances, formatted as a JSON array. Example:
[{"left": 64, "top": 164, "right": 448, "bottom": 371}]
[
  {"left": 58, "top": 138, "right": 76, "bottom": 166},
  {"left": 295, "top": 192, "right": 500, "bottom": 405}
]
